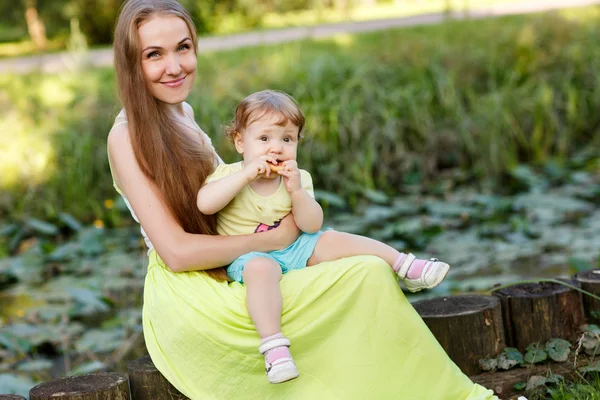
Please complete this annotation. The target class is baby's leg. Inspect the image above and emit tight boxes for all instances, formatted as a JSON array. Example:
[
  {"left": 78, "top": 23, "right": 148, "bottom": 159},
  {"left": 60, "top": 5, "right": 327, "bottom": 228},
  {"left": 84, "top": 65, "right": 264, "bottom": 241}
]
[
  {"left": 307, "top": 230, "right": 399, "bottom": 267},
  {"left": 306, "top": 231, "right": 450, "bottom": 292},
  {"left": 243, "top": 257, "right": 299, "bottom": 384},
  {"left": 242, "top": 257, "right": 283, "bottom": 338}
]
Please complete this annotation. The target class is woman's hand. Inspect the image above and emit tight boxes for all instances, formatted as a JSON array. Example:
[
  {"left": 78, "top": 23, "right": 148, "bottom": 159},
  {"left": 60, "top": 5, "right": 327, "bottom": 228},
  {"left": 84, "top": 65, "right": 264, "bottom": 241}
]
[{"left": 261, "top": 213, "right": 300, "bottom": 251}]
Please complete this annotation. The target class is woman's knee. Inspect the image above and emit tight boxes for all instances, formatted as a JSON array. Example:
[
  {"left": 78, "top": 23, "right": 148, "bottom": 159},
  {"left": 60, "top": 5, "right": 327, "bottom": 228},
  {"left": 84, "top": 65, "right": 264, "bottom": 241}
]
[{"left": 243, "top": 257, "right": 281, "bottom": 282}]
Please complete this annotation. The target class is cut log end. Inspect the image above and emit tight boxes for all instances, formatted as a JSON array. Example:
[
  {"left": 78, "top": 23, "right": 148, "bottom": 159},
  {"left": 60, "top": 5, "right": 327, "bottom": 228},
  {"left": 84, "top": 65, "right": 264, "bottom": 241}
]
[
  {"left": 575, "top": 269, "right": 600, "bottom": 283},
  {"left": 494, "top": 281, "right": 573, "bottom": 298},
  {"left": 29, "top": 372, "right": 129, "bottom": 400},
  {"left": 413, "top": 294, "right": 500, "bottom": 317}
]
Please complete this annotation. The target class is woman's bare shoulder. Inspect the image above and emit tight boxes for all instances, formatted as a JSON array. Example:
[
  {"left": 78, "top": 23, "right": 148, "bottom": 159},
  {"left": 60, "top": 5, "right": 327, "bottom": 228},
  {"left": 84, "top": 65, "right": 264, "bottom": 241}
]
[
  {"left": 108, "top": 121, "right": 132, "bottom": 152},
  {"left": 183, "top": 102, "right": 195, "bottom": 118}
]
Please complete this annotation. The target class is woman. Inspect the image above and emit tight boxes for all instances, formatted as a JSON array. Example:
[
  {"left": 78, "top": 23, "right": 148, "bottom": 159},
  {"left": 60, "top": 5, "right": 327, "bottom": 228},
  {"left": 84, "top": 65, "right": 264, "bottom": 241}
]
[{"left": 108, "top": 0, "right": 497, "bottom": 398}]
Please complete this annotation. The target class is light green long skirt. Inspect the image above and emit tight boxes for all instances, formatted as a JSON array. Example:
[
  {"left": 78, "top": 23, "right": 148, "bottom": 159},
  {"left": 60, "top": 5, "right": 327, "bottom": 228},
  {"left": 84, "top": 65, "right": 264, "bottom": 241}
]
[{"left": 143, "top": 250, "right": 497, "bottom": 400}]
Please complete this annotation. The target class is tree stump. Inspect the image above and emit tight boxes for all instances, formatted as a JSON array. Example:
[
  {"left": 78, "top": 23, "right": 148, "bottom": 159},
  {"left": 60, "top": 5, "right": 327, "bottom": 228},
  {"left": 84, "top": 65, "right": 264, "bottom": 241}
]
[
  {"left": 575, "top": 269, "right": 600, "bottom": 323},
  {"left": 412, "top": 295, "right": 505, "bottom": 376},
  {"left": 0, "top": 396, "right": 27, "bottom": 400},
  {"left": 492, "top": 280, "right": 584, "bottom": 350},
  {"left": 128, "top": 355, "right": 189, "bottom": 400},
  {"left": 29, "top": 372, "right": 129, "bottom": 400}
]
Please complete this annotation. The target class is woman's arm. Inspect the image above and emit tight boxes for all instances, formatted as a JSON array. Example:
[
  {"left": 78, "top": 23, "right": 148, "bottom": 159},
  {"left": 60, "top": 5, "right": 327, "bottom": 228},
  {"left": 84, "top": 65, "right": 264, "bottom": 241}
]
[{"left": 108, "top": 124, "right": 300, "bottom": 272}]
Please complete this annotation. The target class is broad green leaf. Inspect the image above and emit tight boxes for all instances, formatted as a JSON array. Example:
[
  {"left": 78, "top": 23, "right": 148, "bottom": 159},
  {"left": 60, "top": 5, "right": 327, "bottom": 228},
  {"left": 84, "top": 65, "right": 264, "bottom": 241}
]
[
  {"left": 75, "top": 328, "right": 125, "bottom": 353},
  {"left": 497, "top": 353, "right": 520, "bottom": 370},
  {"left": 579, "top": 360, "right": 600, "bottom": 374},
  {"left": 364, "top": 189, "right": 390, "bottom": 204},
  {"left": 314, "top": 190, "right": 346, "bottom": 209},
  {"left": 25, "top": 218, "right": 59, "bottom": 236},
  {"left": 513, "top": 382, "right": 526, "bottom": 391},
  {"left": 524, "top": 346, "right": 548, "bottom": 364},
  {"left": 545, "top": 338, "right": 571, "bottom": 362},
  {"left": 582, "top": 334, "right": 600, "bottom": 356},
  {"left": 569, "top": 257, "right": 592, "bottom": 273},
  {"left": 78, "top": 227, "right": 105, "bottom": 256},
  {"left": 0, "top": 223, "right": 18, "bottom": 237},
  {"left": 478, "top": 358, "right": 497, "bottom": 371},
  {"left": 17, "top": 359, "right": 54, "bottom": 372},
  {"left": 501, "top": 347, "right": 524, "bottom": 366},
  {"left": 0, "top": 373, "right": 35, "bottom": 397},
  {"left": 525, "top": 375, "right": 547, "bottom": 391},
  {"left": 67, "top": 288, "right": 110, "bottom": 317},
  {"left": 70, "top": 361, "right": 107, "bottom": 375},
  {"left": 59, "top": 212, "right": 83, "bottom": 232},
  {"left": 48, "top": 242, "right": 80, "bottom": 262}
]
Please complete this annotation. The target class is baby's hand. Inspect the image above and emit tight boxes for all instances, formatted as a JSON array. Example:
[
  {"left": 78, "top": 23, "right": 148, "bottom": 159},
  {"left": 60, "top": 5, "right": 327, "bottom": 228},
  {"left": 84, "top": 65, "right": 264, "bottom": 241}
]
[
  {"left": 278, "top": 160, "right": 302, "bottom": 193},
  {"left": 243, "top": 156, "right": 278, "bottom": 182}
]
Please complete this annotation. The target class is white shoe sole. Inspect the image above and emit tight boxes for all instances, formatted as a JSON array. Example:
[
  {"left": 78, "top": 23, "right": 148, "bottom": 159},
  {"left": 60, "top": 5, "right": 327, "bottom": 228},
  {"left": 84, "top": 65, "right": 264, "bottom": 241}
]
[
  {"left": 405, "top": 262, "right": 450, "bottom": 293},
  {"left": 268, "top": 362, "right": 299, "bottom": 384}
]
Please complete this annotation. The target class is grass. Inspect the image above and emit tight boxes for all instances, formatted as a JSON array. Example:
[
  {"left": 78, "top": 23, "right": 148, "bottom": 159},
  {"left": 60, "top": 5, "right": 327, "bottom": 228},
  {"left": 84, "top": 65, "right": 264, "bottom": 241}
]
[
  {"left": 1, "top": 6, "right": 600, "bottom": 224},
  {"left": 546, "top": 372, "right": 600, "bottom": 399},
  {"left": 221, "top": 0, "right": 524, "bottom": 33},
  {"left": 0, "top": 0, "right": 526, "bottom": 59}
]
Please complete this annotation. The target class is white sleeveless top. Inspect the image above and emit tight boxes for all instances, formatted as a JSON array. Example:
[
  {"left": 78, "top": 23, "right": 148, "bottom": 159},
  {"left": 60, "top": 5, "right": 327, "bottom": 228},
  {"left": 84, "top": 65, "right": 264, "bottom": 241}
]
[{"left": 111, "top": 108, "right": 223, "bottom": 253}]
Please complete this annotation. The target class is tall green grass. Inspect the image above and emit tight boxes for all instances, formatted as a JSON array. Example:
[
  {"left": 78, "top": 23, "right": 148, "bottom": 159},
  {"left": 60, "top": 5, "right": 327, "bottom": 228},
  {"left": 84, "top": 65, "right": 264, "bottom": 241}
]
[{"left": 2, "top": 8, "right": 600, "bottom": 223}]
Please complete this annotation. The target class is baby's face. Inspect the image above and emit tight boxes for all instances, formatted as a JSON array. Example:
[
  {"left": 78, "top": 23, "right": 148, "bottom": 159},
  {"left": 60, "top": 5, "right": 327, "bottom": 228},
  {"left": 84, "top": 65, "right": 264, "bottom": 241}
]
[{"left": 235, "top": 114, "right": 300, "bottom": 174}]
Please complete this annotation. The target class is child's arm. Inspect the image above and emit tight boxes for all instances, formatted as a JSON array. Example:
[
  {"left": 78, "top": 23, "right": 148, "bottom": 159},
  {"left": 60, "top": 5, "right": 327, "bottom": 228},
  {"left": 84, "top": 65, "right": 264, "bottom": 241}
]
[
  {"left": 279, "top": 161, "right": 323, "bottom": 233},
  {"left": 197, "top": 170, "right": 249, "bottom": 215},
  {"left": 197, "top": 156, "right": 279, "bottom": 215}
]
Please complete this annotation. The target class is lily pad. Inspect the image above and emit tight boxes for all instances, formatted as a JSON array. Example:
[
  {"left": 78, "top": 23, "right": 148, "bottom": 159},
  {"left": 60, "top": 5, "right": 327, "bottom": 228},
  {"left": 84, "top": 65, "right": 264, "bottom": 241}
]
[
  {"left": 75, "top": 328, "right": 125, "bottom": 353},
  {"left": 17, "top": 358, "right": 54, "bottom": 372},
  {"left": 25, "top": 218, "right": 59, "bottom": 236},
  {"left": 70, "top": 360, "right": 107, "bottom": 375},
  {"left": 0, "top": 373, "right": 35, "bottom": 396},
  {"left": 58, "top": 212, "right": 83, "bottom": 232}
]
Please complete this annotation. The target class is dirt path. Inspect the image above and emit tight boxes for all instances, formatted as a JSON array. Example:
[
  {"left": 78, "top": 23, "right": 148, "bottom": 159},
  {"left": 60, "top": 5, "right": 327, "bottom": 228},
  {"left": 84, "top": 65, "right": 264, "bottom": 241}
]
[{"left": 1, "top": 0, "right": 598, "bottom": 75}]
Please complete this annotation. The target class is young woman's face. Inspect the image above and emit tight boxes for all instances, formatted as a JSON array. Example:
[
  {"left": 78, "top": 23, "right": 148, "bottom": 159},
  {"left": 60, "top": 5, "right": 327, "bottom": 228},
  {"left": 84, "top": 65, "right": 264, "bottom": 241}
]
[
  {"left": 234, "top": 114, "right": 300, "bottom": 178},
  {"left": 138, "top": 15, "right": 196, "bottom": 104}
]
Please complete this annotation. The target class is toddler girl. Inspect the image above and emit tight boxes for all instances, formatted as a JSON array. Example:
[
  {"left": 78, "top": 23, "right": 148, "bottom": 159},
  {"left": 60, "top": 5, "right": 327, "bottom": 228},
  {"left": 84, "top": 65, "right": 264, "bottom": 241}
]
[{"left": 197, "top": 90, "right": 450, "bottom": 384}]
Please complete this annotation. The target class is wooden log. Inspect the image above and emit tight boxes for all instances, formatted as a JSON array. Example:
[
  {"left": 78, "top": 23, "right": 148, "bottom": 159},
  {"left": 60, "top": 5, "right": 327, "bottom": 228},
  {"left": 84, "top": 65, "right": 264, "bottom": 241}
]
[
  {"left": 0, "top": 396, "right": 27, "bottom": 400},
  {"left": 470, "top": 355, "right": 594, "bottom": 400},
  {"left": 128, "top": 355, "right": 189, "bottom": 400},
  {"left": 412, "top": 294, "right": 505, "bottom": 376},
  {"left": 575, "top": 269, "right": 600, "bottom": 323},
  {"left": 29, "top": 372, "right": 129, "bottom": 400},
  {"left": 493, "top": 280, "right": 584, "bottom": 350}
]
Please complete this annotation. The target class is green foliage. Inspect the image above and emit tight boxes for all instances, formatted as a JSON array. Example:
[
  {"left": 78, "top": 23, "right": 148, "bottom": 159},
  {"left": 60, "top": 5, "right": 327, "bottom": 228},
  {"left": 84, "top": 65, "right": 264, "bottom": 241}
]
[
  {"left": 2, "top": 9, "right": 600, "bottom": 225},
  {"left": 546, "top": 338, "right": 571, "bottom": 362},
  {"left": 525, "top": 343, "right": 548, "bottom": 364}
]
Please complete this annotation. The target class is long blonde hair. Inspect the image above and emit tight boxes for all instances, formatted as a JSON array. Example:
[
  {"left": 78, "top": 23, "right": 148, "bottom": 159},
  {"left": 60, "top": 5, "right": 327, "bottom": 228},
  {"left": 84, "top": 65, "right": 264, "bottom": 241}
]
[{"left": 114, "top": 0, "right": 227, "bottom": 280}]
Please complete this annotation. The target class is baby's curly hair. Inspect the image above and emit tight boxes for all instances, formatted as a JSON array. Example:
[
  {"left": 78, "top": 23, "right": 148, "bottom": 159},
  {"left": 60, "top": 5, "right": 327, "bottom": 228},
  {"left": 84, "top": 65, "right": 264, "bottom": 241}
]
[{"left": 225, "top": 90, "right": 305, "bottom": 141}]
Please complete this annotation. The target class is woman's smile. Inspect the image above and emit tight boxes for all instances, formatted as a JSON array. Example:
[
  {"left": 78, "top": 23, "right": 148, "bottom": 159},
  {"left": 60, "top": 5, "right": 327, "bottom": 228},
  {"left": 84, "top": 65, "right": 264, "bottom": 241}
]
[{"left": 161, "top": 75, "right": 187, "bottom": 88}]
